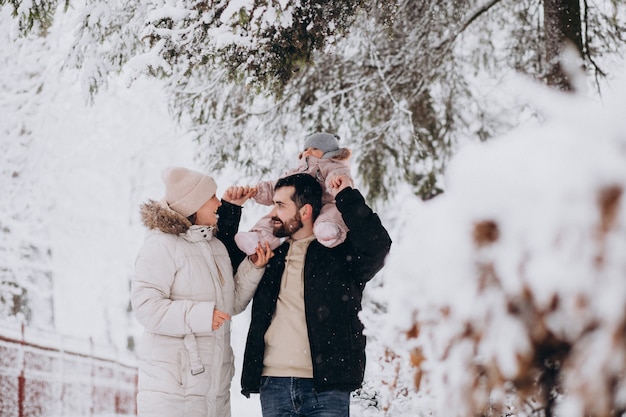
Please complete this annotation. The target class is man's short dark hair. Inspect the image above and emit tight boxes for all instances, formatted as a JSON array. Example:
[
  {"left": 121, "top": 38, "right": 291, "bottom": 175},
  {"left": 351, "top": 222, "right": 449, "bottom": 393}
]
[{"left": 275, "top": 173, "right": 323, "bottom": 220}]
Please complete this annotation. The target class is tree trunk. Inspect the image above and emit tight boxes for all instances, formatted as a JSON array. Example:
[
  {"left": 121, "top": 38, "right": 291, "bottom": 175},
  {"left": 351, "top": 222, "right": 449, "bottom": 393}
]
[{"left": 543, "top": 0, "right": 583, "bottom": 91}]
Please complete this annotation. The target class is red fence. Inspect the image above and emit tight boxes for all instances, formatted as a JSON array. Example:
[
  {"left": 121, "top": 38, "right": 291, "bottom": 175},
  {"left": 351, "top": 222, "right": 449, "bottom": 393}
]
[{"left": 0, "top": 323, "right": 137, "bottom": 417}]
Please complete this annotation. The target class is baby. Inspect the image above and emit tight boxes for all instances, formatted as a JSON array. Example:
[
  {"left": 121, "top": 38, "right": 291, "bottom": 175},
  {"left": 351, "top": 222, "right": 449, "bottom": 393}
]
[{"left": 235, "top": 132, "right": 353, "bottom": 255}]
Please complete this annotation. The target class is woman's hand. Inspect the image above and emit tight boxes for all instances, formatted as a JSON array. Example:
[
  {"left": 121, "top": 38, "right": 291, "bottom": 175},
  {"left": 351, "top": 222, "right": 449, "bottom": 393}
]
[
  {"left": 212, "top": 308, "right": 231, "bottom": 331},
  {"left": 249, "top": 241, "right": 274, "bottom": 267},
  {"left": 222, "top": 185, "right": 257, "bottom": 206}
]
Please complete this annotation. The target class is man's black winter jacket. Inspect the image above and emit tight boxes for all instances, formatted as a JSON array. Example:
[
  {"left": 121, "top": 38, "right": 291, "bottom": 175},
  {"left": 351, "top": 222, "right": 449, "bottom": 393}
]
[{"left": 239, "top": 187, "right": 392, "bottom": 397}]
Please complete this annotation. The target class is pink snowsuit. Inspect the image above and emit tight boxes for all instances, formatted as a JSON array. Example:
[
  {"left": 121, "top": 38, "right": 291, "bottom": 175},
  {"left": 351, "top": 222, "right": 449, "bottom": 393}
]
[{"left": 250, "top": 148, "right": 353, "bottom": 248}]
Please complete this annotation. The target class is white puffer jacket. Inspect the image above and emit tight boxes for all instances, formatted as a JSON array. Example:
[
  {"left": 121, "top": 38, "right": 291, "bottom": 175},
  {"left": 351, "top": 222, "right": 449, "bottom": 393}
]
[{"left": 131, "top": 200, "right": 263, "bottom": 417}]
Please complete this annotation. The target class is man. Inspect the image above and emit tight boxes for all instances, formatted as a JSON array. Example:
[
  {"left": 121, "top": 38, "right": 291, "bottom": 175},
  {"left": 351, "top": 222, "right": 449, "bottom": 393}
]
[{"left": 240, "top": 172, "right": 392, "bottom": 416}]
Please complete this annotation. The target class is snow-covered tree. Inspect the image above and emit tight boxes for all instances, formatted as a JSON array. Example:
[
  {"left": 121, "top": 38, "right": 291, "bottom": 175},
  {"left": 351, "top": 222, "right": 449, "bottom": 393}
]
[
  {"left": 0, "top": 2, "right": 152, "bottom": 348},
  {"left": 5, "top": 1, "right": 626, "bottom": 201},
  {"left": 0, "top": 0, "right": 60, "bottom": 34},
  {"left": 64, "top": 0, "right": 625, "bottom": 201},
  {"left": 0, "top": 4, "right": 59, "bottom": 328}
]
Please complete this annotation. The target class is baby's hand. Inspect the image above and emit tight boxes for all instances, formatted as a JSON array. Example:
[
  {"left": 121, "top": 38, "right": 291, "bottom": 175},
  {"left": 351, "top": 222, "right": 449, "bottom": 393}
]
[
  {"left": 223, "top": 186, "right": 257, "bottom": 206},
  {"left": 328, "top": 175, "right": 351, "bottom": 196}
]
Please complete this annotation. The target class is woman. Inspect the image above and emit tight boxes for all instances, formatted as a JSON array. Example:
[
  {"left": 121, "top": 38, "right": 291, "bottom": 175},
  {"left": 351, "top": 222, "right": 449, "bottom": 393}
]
[{"left": 131, "top": 166, "right": 272, "bottom": 417}]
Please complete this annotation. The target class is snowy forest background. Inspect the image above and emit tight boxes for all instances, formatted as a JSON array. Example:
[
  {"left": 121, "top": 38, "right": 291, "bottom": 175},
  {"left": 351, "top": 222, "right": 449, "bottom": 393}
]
[{"left": 2, "top": 0, "right": 626, "bottom": 416}]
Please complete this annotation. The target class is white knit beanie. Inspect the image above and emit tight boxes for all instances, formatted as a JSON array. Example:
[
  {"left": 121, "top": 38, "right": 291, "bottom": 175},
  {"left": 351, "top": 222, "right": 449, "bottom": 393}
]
[{"left": 161, "top": 167, "right": 217, "bottom": 217}]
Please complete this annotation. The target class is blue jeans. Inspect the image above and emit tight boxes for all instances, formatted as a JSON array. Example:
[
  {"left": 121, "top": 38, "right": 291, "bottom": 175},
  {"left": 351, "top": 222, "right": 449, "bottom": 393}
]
[{"left": 259, "top": 376, "right": 350, "bottom": 417}]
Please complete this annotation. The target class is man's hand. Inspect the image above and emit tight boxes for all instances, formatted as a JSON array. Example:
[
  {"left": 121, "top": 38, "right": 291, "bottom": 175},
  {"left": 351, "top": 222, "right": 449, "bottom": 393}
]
[
  {"left": 328, "top": 174, "right": 352, "bottom": 197},
  {"left": 249, "top": 241, "right": 274, "bottom": 267},
  {"left": 222, "top": 185, "right": 257, "bottom": 206}
]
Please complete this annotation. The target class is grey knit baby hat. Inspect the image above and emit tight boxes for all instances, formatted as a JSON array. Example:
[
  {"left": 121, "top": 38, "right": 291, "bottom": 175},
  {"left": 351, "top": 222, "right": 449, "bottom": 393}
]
[
  {"left": 161, "top": 167, "right": 217, "bottom": 217},
  {"left": 303, "top": 132, "right": 342, "bottom": 159}
]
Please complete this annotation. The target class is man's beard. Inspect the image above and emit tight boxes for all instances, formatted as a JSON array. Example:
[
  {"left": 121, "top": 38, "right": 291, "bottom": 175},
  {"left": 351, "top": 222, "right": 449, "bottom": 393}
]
[{"left": 272, "top": 212, "right": 303, "bottom": 238}]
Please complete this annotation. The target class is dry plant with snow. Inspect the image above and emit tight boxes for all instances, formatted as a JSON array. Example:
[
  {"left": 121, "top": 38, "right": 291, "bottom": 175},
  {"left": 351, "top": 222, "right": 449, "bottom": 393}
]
[{"left": 379, "top": 77, "right": 626, "bottom": 417}]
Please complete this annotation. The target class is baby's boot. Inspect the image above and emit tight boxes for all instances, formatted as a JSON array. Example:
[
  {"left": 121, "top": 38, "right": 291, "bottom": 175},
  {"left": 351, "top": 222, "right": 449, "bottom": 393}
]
[
  {"left": 234, "top": 232, "right": 260, "bottom": 255},
  {"left": 314, "top": 222, "right": 341, "bottom": 248}
]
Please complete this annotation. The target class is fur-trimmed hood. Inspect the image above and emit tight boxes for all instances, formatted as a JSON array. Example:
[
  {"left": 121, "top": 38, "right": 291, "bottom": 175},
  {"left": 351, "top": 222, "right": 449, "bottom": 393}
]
[
  {"left": 298, "top": 147, "right": 352, "bottom": 161},
  {"left": 327, "top": 147, "right": 351, "bottom": 161},
  {"left": 140, "top": 199, "right": 192, "bottom": 235}
]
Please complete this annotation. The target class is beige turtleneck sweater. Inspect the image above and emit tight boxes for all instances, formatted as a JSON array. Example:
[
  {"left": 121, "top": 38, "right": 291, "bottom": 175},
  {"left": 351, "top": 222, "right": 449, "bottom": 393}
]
[{"left": 262, "top": 234, "right": 316, "bottom": 378}]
